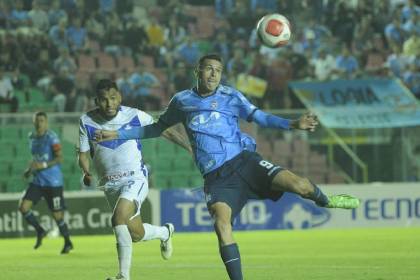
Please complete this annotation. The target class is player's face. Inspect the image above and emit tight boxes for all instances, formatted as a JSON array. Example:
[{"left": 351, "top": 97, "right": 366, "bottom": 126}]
[
  {"left": 197, "top": 59, "right": 223, "bottom": 94},
  {"left": 34, "top": 115, "right": 48, "bottom": 135},
  {"left": 96, "top": 88, "right": 122, "bottom": 119}
]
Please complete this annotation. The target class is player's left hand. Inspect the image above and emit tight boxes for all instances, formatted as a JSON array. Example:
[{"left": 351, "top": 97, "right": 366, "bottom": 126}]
[
  {"left": 31, "top": 161, "right": 47, "bottom": 170},
  {"left": 94, "top": 130, "right": 118, "bottom": 142},
  {"left": 297, "top": 112, "right": 319, "bottom": 132}
]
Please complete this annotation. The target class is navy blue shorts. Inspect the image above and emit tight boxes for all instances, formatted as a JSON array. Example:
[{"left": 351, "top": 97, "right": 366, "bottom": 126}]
[
  {"left": 22, "top": 183, "right": 66, "bottom": 211},
  {"left": 203, "top": 151, "right": 284, "bottom": 220}
]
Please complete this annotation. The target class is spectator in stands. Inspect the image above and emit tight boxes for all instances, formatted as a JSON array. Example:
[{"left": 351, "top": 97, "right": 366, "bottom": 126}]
[
  {"left": 48, "top": 0, "right": 68, "bottom": 27},
  {"left": 310, "top": 48, "right": 336, "bottom": 81},
  {"left": 385, "top": 15, "right": 407, "bottom": 49},
  {"left": 164, "top": 16, "right": 187, "bottom": 47},
  {"left": 66, "top": 17, "right": 88, "bottom": 53},
  {"left": 116, "top": 68, "right": 133, "bottom": 105},
  {"left": 403, "top": 12, "right": 420, "bottom": 35},
  {"left": 129, "top": 64, "right": 161, "bottom": 110},
  {"left": 335, "top": 45, "right": 360, "bottom": 79},
  {"left": 330, "top": 1, "right": 355, "bottom": 47},
  {"left": 0, "top": 67, "right": 19, "bottom": 112},
  {"left": 175, "top": 36, "right": 200, "bottom": 67},
  {"left": 53, "top": 47, "right": 77, "bottom": 76},
  {"left": 9, "top": 0, "right": 30, "bottom": 28},
  {"left": 402, "top": 63, "right": 420, "bottom": 99},
  {"left": 213, "top": 31, "right": 231, "bottom": 63},
  {"left": 28, "top": 0, "right": 49, "bottom": 32},
  {"left": 386, "top": 45, "right": 410, "bottom": 78},
  {"left": 49, "top": 18, "right": 70, "bottom": 50},
  {"left": 226, "top": 48, "right": 248, "bottom": 85},
  {"left": 86, "top": 10, "right": 106, "bottom": 42},
  {"left": 403, "top": 31, "right": 420, "bottom": 57},
  {"left": 123, "top": 18, "right": 149, "bottom": 55},
  {"left": 171, "top": 61, "right": 192, "bottom": 93},
  {"left": 51, "top": 66, "right": 74, "bottom": 112},
  {"left": 147, "top": 17, "right": 165, "bottom": 50},
  {"left": 215, "top": 0, "right": 235, "bottom": 17},
  {"left": 401, "top": 0, "right": 420, "bottom": 23}
]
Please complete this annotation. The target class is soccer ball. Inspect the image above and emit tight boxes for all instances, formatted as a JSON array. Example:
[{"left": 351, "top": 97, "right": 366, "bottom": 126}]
[{"left": 256, "top": 13, "right": 291, "bottom": 48}]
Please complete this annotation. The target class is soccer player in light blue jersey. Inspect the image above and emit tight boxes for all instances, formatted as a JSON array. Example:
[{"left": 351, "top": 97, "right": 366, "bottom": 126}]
[
  {"left": 96, "top": 54, "right": 360, "bottom": 280},
  {"left": 18, "top": 111, "right": 73, "bottom": 254}
]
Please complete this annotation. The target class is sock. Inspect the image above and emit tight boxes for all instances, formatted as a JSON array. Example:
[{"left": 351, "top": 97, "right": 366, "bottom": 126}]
[
  {"left": 56, "top": 219, "right": 71, "bottom": 243},
  {"left": 141, "top": 223, "right": 169, "bottom": 241},
  {"left": 220, "top": 243, "right": 243, "bottom": 280},
  {"left": 309, "top": 182, "right": 329, "bottom": 207},
  {"left": 114, "top": 225, "right": 132, "bottom": 280},
  {"left": 23, "top": 211, "right": 44, "bottom": 233}
]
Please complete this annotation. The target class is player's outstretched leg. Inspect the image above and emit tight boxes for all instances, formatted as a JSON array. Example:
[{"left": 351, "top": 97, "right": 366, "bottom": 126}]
[{"left": 272, "top": 170, "right": 360, "bottom": 209}]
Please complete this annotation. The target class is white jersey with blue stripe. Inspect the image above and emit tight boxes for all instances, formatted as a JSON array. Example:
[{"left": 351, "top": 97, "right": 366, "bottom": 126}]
[
  {"left": 79, "top": 106, "right": 153, "bottom": 182},
  {"left": 159, "top": 85, "right": 257, "bottom": 175}
]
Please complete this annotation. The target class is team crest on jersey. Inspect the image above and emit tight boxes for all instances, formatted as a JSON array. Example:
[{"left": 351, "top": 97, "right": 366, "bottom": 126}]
[{"left": 211, "top": 101, "right": 217, "bottom": 109}]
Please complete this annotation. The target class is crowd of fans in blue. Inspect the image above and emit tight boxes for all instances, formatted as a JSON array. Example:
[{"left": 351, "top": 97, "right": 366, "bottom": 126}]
[{"left": 0, "top": 0, "right": 418, "bottom": 113}]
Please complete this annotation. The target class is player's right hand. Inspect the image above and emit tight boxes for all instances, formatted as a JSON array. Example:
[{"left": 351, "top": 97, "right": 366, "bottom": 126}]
[
  {"left": 94, "top": 129, "right": 118, "bottom": 142},
  {"left": 23, "top": 168, "right": 32, "bottom": 179},
  {"left": 82, "top": 172, "right": 93, "bottom": 187}
]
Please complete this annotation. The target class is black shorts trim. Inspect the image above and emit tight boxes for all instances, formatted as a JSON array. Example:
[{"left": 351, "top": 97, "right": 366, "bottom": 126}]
[{"left": 22, "top": 184, "right": 66, "bottom": 211}]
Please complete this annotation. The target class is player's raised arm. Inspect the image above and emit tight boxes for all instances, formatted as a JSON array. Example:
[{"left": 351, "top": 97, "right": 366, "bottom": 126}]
[
  {"left": 251, "top": 110, "right": 319, "bottom": 132},
  {"left": 94, "top": 121, "right": 167, "bottom": 141}
]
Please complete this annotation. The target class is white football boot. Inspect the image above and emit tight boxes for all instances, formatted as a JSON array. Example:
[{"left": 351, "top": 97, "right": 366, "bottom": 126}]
[{"left": 160, "top": 223, "right": 174, "bottom": 260}]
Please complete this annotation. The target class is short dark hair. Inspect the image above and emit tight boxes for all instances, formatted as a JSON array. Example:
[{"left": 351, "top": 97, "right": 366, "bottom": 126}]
[
  {"left": 197, "top": 53, "right": 223, "bottom": 68},
  {"left": 95, "top": 79, "right": 118, "bottom": 96},
  {"left": 34, "top": 111, "right": 47, "bottom": 119}
]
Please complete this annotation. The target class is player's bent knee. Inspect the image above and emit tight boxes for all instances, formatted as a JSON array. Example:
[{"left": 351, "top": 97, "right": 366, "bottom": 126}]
[
  {"left": 111, "top": 214, "right": 129, "bottom": 226},
  {"left": 130, "top": 232, "right": 144, "bottom": 242}
]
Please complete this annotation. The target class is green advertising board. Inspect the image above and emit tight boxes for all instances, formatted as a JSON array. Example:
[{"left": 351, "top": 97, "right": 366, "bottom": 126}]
[{"left": 0, "top": 190, "right": 160, "bottom": 238}]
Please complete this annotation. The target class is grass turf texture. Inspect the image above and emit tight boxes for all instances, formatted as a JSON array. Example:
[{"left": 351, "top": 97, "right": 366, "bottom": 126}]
[{"left": 1, "top": 228, "right": 419, "bottom": 280}]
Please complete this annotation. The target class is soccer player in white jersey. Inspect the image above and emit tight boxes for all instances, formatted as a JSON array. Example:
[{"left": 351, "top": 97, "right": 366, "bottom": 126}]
[{"left": 78, "top": 79, "right": 191, "bottom": 280}]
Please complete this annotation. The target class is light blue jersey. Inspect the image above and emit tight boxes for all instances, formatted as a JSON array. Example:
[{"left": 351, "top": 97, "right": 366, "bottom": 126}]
[
  {"left": 159, "top": 85, "right": 259, "bottom": 175},
  {"left": 29, "top": 130, "right": 63, "bottom": 187}
]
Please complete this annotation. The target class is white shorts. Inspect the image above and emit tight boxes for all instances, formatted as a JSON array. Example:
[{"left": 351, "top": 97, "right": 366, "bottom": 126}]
[{"left": 103, "top": 176, "right": 149, "bottom": 218}]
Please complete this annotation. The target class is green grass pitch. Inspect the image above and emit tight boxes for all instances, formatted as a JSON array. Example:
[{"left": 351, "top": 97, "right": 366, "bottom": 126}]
[{"left": 1, "top": 228, "right": 419, "bottom": 280}]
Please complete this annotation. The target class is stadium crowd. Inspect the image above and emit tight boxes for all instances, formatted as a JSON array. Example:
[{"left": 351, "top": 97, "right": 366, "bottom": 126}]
[{"left": 0, "top": 0, "right": 419, "bottom": 113}]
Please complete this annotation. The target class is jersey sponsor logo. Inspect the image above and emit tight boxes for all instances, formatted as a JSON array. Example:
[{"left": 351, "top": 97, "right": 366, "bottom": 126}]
[
  {"left": 190, "top": 112, "right": 221, "bottom": 126},
  {"left": 211, "top": 101, "right": 218, "bottom": 109}
]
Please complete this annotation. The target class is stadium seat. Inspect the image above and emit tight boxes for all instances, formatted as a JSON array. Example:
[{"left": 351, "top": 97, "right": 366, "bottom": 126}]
[
  {"left": 168, "top": 173, "right": 189, "bottom": 188},
  {"left": 188, "top": 175, "right": 203, "bottom": 188},
  {"left": 154, "top": 176, "right": 170, "bottom": 189},
  {"left": 117, "top": 55, "right": 136, "bottom": 72},
  {"left": 6, "top": 176, "right": 27, "bottom": 192},
  {"left": 97, "top": 52, "right": 117, "bottom": 73},
  {"left": 154, "top": 158, "right": 174, "bottom": 172},
  {"left": 65, "top": 176, "right": 82, "bottom": 191},
  {"left": 77, "top": 54, "right": 97, "bottom": 72}
]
